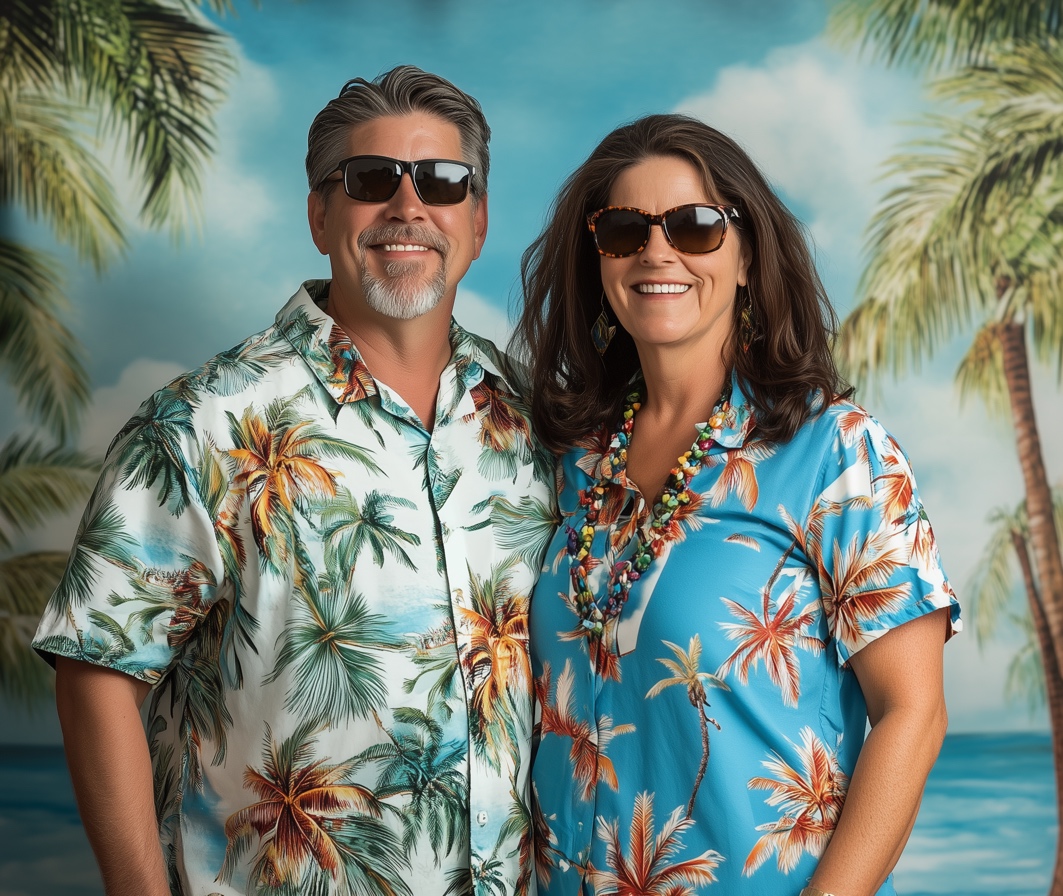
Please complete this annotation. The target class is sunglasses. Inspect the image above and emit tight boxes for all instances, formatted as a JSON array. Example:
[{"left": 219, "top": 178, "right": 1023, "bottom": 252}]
[
  {"left": 587, "top": 203, "right": 740, "bottom": 257},
  {"left": 319, "top": 155, "right": 476, "bottom": 206}
]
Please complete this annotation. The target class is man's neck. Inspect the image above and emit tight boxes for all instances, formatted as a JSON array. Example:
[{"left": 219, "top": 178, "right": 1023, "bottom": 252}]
[{"left": 326, "top": 290, "right": 455, "bottom": 432}]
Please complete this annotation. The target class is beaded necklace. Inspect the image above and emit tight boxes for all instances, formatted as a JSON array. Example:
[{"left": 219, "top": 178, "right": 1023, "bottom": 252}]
[{"left": 567, "top": 383, "right": 732, "bottom": 637}]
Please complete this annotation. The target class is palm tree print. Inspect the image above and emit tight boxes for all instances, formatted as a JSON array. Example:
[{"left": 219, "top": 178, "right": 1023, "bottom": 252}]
[
  {"left": 589, "top": 791, "right": 724, "bottom": 894},
  {"left": 355, "top": 707, "right": 469, "bottom": 861},
  {"left": 536, "top": 660, "right": 635, "bottom": 800},
  {"left": 226, "top": 387, "right": 381, "bottom": 571},
  {"left": 268, "top": 570, "right": 402, "bottom": 724},
  {"left": 646, "top": 636, "right": 730, "bottom": 818},
  {"left": 705, "top": 439, "right": 777, "bottom": 511},
  {"left": 818, "top": 531, "right": 911, "bottom": 649},
  {"left": 219, "top": 720, "right": 408, "bottom": 895},
  {"left": 744, "top": 727, "right": 849, "bottom": 876},
  {"left": 466, "top": 380, "right": 534, "bottom": 482},
  {"left": 459, "top": 560, "right": 532, "bottom": 765},
  {"left": 716, "top": 575, "right": 824, "bottom": 708},
  {"left": 111, "top": 386, "right": 199, "bottom": 515},
  {"left": 320, "top": 487, "right": 421, "bottom": 581}
]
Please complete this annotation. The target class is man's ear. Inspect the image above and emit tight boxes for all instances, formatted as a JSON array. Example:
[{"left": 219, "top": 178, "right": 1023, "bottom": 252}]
[
  {"left": 471, "top": 194, "right": 488, "bottom": 261},
  {"left": 308, "top": 191, "right": 329, "bottom": 256}
]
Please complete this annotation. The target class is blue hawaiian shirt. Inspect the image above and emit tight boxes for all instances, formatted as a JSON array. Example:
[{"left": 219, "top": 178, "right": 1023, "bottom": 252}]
[{"left": 530, "top": 374, "right": 961, "bottom": 895}]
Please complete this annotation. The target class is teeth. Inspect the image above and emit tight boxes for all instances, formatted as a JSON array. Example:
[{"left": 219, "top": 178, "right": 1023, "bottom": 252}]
[
  {"left": 636, "top": 283, "right": 689, "bottom": 294},
  {"left": 382, "top": 244, "right": 429, "bottom": 252}
]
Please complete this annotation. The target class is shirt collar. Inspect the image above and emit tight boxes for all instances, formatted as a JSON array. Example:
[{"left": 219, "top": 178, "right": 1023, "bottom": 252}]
[{"left": 275, "top": 280, "right": 515, "bottom": 406}]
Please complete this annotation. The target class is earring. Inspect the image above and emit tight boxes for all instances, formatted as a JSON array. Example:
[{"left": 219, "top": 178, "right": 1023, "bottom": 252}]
[
  {"left": 740, "top": 287, "right": 758, "bottom": 353},
  {"left": 591, "top": 293, "right": 616, "bottom": 357}
]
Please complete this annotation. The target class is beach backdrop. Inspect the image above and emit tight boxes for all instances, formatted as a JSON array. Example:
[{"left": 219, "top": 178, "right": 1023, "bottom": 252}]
[{"left": 2, "top": 0, "right": 1061, "bottom": 893}]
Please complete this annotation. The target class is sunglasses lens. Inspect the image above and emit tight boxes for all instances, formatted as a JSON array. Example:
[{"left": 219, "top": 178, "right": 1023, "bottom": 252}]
[
  {"left": 594, "top": 209, "right": 651, "bottom": 256},
  {"left": 414, "top": 161, "right": 472, "bottom": 205},
  {"left": 665, "top": 206, "right": 727, "bottom": 253},
  {"left": 343, "top": 158, "right": 402, "bottom": 201}
]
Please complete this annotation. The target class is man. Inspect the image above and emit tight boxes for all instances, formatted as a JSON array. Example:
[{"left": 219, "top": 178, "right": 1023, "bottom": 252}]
[{"left": 33, "top": 66, "right": 555, "bottom": 896}]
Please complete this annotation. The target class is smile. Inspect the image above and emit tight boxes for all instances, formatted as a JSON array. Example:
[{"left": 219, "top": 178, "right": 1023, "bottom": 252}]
[
  {"left": 635, "top": 283, "right": 690, "bottom": 294},
  {"left": 380, "top": 244, "right": 430, "bottom": 252}
]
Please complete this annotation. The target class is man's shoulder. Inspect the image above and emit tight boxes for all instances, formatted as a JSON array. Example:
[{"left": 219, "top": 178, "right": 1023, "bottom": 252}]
[{"left": 451, "top": 320, "right": 528, "bottom": 399}]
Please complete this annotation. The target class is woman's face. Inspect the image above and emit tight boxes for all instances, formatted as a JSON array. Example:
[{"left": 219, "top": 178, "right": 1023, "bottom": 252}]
[{"left": 599, "top": 154, "right": 749, "bottom": 365}]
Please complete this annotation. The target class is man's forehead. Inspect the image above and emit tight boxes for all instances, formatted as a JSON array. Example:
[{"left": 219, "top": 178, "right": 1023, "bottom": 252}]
[{"left": 343, "top": 111, "right": 465, "bottom": 160}]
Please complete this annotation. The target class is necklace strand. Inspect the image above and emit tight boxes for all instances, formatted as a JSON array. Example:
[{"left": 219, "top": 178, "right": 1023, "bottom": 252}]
[{"left": 567, "top": 385, "right": 731, "bottom": 636}]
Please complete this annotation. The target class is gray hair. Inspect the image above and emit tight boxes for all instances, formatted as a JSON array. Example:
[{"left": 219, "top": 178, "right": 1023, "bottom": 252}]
[{"left": 306, "top": 65, "right": 490, "bottom": 202}]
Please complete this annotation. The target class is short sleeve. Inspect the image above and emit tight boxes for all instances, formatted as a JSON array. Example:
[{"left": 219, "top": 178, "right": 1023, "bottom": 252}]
[
  {"left": 806, "top": 409, "right": 961, "bottom": 665},
  {"left": 32, "top": 392, "right": 226, "bottom": 685}
]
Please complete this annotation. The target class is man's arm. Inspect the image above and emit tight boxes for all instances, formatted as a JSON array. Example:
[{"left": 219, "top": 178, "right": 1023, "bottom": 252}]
[
  {"left": 56, "top": 656, "right": 170, "bottom": 896},
  {"left": 806, "top": 607, "right": 950, "bottom": 896}
]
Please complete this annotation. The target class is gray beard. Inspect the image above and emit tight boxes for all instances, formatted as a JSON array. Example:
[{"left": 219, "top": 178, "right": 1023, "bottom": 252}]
[
  {"left": 361, "top": 260, "right": 448, "bottom": 321},
  {"left": 357, "top": 224, "right": 450, "bottom": 321}
]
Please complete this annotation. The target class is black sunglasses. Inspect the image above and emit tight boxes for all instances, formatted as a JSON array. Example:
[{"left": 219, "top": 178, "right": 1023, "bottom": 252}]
[
  {"left": 319, "top": 155, "right": 476, "bottom": 206},
  {"left": 587, "top": 204, "right": 740, "bottom": 257}
]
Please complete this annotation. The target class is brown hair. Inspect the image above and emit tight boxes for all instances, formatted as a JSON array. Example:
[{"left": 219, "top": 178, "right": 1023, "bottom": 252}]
[
  {"left": 511, "top": 113, "right": 850, "bottom": 454},
  {"left": 306, "top": 65, "right": 490, "bottom": 202}
]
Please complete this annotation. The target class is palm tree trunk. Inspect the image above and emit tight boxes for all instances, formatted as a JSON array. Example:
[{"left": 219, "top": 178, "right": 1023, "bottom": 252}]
[
  {"left": 998, "top": 320, "right": 1063, "bottom": 896},
  {"left": 687, "top": 711, "right": 710, "bottom": 819},
  {"left": 1010, "top": 530, "right": 1063, "bottom": 895}
]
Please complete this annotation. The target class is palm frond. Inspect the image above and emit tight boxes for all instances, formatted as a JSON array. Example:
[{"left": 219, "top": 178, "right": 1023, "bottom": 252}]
[
  {"left": 0, "top": 548, "right": 69, "bottom": 703},
  {"left": 1005, "top": 611, "right": 1047, "bottom": 711},
  {"left": 955, "top": 323, "right": 1010, "bottom": 418},
  {"left": 0, "top": 239, "right": 92, "bottom": 439},
  {"left": 828, "top": 0, "right": 1063, "bottom": 72},
  {"left": 0, "top": 435, "right": 99, "bottom": 546},
  {"left": 58, "top": 0, "right": 235, "bottom": 230},
  {"left": 966, "top": 503, "right": 1027, "bottom": 644},
  {"left": 0, "top": 91, "right": 126, "bottom": 267}
]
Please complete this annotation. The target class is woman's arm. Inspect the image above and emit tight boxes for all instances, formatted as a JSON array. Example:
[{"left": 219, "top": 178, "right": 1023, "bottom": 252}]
[{"left": 807, "top": 606, "right": 950, "bottom": 896}]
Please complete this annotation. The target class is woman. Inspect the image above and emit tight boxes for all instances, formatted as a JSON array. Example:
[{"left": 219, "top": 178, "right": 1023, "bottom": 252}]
[{"left": 514, "top": 114, "right": 960, "bottom": 896}]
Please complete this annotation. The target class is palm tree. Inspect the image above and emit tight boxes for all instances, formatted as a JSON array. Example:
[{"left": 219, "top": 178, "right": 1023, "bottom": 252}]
[
  {"left": 589, "top": 791, "right": 724, "bottom": 895},
  {"left": 535, "top": 659, "right": 635, "bottom": 801},
  {"left": 716, "top": 576, "right": 824, "bottom": 709},
  {"left": 645, "top": 636, "right": 730, "bottom": 819},
  {"left": 226, "top": 388, "right": 382, "bottom": 573},
  {"left": 268, "top": 569, "right": 402, "bottom": 724},
  {"left": 219, "top": 719, "right": 409, "bottom": 895},
  {"left": 356, "top": 707, "right": 469, "bottom": 861},
  {"left": 744, "top": 727, "right": 849, "bottom": 878},
  {"left": 968, "top": 493, "right": 1063, "bottom": 713},
  {"left": 459, "top": 560, "right": 532, "bottom": 767},
  {"left": 829, "top": 0, "right": 1063, "bottom": 71},
  {"left": 1, "top": 0, "right": 236, "bottom": 436},
  {"left": 831, "top": 41, "right": 1063, "bottom": 891},
  {"left": 0, "top": 436, "right": 97, "bottom": 701},
  {"left": 320, "top": 488, "right": 422, "bottom": 581}
]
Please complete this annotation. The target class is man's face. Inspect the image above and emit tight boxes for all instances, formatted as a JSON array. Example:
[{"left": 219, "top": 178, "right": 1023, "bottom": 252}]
[{"left": 308, "top": 111, "right": 488, "bottom": 322}]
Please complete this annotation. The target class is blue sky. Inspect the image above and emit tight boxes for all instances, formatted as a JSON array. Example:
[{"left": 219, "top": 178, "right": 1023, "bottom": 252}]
[{"left": 4, "top": 0, "right": 1061, "bottom": 740}]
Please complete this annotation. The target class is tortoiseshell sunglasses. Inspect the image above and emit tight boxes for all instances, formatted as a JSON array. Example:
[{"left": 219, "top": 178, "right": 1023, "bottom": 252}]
[{"left": 587, "top": 204, "right": 741, "bottom": 257}]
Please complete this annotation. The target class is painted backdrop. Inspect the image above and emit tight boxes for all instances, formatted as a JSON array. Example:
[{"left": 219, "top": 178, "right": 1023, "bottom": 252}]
[{"left": 2, "top": 1, "right": 1060, "bottom": 894}]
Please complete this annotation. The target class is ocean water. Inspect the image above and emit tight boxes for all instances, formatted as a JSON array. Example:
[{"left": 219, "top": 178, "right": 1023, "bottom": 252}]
[{"left": 0, "top": 732, "right": 1055, "bottom": 895}]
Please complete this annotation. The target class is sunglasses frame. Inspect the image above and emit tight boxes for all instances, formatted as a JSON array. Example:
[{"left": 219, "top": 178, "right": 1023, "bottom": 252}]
[
  {"left": 319, "top": 155, "right": 477, "bottom": 206},
  {"left": 586, "top": 203, "right": 741, "bottom": 257}
]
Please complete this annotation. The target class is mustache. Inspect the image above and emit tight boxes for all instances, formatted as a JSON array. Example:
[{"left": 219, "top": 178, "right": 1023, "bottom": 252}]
[{"left": 358, "top": 224, "right": 448, "bottom": 254}]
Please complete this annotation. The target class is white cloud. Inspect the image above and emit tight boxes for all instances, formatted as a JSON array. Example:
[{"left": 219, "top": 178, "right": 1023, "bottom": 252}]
[
  {"left": 79, "top": 358, "right": 186, "bottom": 454},
  {"left": 453, "top": 288, "right": 514, "bottom": 350},
  {"left": 675, "top": 40, "right": 923, "bottom": 267},
  {"left": 198, "top": 54, "right": 280, "bottom": 241}
]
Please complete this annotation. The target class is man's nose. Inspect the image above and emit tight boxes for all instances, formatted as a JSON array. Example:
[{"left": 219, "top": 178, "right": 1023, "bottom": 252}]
[{"left": 384, "top": 171, "right": 427, "bottom": 221}]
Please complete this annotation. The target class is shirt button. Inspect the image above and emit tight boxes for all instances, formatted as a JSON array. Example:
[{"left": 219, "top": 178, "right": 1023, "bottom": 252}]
[{"left": 476, "top": 810, "right": 489, "bottom": 826}]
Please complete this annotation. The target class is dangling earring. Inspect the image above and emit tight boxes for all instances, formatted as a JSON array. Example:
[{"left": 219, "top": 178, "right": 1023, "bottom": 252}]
[
  {"left": 739, "top": 287, "right": 758, "bottom": 353},
  {"left": 591, "top": 293, "right": 616, "bottom": 357}
]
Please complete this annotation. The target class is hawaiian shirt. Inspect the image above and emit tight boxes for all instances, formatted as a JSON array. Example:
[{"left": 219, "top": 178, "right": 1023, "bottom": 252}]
[
  {"left": 530, "top": 374, "right": 961, "bottom": 896},
  {"left": 33, "top": 281, "right": 558, "bottom": 896}
]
